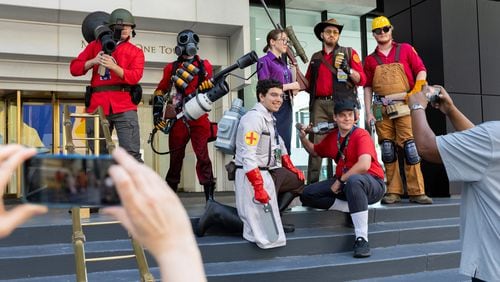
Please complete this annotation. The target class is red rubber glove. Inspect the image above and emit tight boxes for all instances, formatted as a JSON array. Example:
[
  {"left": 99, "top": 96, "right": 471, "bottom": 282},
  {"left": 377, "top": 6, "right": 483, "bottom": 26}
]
[
  {"left": 282, "top": 155, "right": 305, "bottom": 181},
  {"left": 246, "top": 168, "right": 269, "bottom": 204}
]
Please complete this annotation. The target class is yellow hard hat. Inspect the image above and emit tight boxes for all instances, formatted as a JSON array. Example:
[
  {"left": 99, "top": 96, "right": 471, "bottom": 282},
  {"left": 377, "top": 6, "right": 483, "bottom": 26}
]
[{"left": 372, "top": 16, "right": 391, "bottom": 31}]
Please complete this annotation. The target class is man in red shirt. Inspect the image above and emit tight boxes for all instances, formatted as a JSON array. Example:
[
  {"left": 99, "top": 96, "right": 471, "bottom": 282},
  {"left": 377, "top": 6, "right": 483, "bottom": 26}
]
[
  {"left": 299, "top": 100, "right": 385, "bottom": 258},
  {"left": 153, "top": 30, "right": 216, "bottom": 201},
  {"left": 305, "top": 18, "right": 366, "bottom": 184},
  {"left": 70, "top": 8, "right": 145, "bottom": 162},
  {"left": 363, "top": 16, "right": 432, "bottom": 205}
]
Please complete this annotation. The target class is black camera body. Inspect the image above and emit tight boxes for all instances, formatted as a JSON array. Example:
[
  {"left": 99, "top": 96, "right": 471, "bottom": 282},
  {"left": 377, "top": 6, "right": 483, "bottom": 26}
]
[{"left": 426, "top": 87, "right": 441, "bottom": 103}]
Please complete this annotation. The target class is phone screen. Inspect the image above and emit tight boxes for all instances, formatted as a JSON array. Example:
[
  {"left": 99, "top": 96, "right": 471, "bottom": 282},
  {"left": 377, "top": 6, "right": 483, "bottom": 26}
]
[{"left": 23, "top": 154, "right": 120, "bottom": 207}]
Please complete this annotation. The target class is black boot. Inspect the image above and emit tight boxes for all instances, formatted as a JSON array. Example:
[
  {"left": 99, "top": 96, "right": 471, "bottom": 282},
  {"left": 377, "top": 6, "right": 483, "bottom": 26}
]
[
  {"left": 278, "top": 192, "right": 296, "bottom": 213},
  {"left": 278, "top": 192, "right": 297, "bottom": 233},
  {"left": 196, "top": 199, "right": 243, "bottom": 237},
  {"left": 203, "top": 183, "right": 216, "bottom": 201},
  {"left": 167, "top": 181, "right": 178, "bottom": 193}
]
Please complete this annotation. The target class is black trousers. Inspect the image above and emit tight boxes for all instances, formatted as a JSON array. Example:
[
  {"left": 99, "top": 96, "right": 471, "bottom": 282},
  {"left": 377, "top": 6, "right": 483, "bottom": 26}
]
[{"left": 300, "top": 174, "right": 385, "bottom": 213}]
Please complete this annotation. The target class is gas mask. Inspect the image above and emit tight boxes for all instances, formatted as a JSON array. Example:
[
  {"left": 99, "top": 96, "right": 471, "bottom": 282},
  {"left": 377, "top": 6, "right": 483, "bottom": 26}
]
[{"left": 175, "top": 30, "right": 199, "bottom": 57}]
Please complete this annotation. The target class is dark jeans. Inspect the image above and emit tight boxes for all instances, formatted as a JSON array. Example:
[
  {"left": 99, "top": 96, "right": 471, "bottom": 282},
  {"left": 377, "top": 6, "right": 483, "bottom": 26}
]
[
  {"left": 86, "top": 110, "right": 142, "bottom": 162},
  {"left": 273, "top": 98, "right": 293, "bottom": 155},
  {"left": 300, "top": 174, "right": 385, "bottom": 213}
]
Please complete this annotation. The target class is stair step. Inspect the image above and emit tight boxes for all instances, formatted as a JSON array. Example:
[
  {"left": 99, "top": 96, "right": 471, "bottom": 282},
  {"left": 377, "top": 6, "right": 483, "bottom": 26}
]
[
  {"left": 204, "top": 240, "right": 461, "bottom": 282},
  {"left": 7, "top": 241, "right": 461, "bottom": 282},
  {"left": 197, "top": 217, "right": 459, "bottom": 263},
  {"left": 0, "top": 217, "right": 459, "bottom": 279},
  {"left": 351, "top": 268, "right": 468, "bottom": 282}
]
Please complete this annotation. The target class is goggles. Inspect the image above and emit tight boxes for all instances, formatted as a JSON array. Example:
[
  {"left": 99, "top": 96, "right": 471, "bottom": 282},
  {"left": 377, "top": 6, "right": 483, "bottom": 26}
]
[
  {"left": 373, "top": 26, "right": 391, "bottom": 35},
  {"left": 178, "top": 32, "right": 199, "bottom": 45}
]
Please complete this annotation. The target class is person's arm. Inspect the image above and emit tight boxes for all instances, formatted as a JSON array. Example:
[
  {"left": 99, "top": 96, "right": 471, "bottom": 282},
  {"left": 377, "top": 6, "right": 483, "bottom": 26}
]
[
  {"left": 348, "top": 49, "right": 366, "bottom": 86},
  {"left": 364, "top": 86, "right": 375, "bottom": 124},
  {"left": 297, "top": 126, "right": 318, "bottom": 157},
  {"left": 415, "top": 70, "right": 426, "bottom": 82},
  {"left": 407, "top": 89, "right": 442, "bottom": 163},
  {"left": 103, "top": 147, "right": 206, "bottom": 282},
  {"left": 70, "top": 42, "right": 99, "bottom": 76},
  {"left": 339, "top": 154, "right": 371, "bottom": 182},
  {"left": 115, "top": 47, "right": 145, "bottom": 83},
  {"left": 283, "top": 81, "right": 300, "bottom": 92},
  {"left": 0, "top": 145, "right": 48, "bottom": 239},
  {"left": 430, "top": 86, "right": 474, "bottom": 131}
]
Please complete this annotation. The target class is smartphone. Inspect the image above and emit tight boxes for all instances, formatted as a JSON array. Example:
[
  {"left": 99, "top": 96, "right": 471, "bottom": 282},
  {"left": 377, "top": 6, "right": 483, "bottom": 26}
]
[{"left": 22, "top": 154, "right": 120, "bottom": 207}]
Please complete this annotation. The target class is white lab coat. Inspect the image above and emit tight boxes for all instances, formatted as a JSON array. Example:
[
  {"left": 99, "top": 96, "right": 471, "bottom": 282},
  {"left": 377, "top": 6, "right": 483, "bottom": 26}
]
[{"left": 234, "top": 102, "right": 287, "bottom": 249}]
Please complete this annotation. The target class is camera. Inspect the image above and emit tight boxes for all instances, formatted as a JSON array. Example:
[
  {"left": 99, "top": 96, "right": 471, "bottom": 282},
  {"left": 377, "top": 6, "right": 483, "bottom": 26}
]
[
  {"left": 23, "top": 154, "right": 120, "bottom": 207},
  {"left": 426, "top": 87, "right": 441, "bottom": 104}
]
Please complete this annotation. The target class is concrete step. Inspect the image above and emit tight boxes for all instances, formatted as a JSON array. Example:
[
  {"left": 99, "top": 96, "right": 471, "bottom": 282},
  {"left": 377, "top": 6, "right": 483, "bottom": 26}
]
[
  {"left": 1, "top": 198, "right": 460, "bottom": 248},
  {"left": 351, "top": 268, "right": 469, "bottom": 282},
  {"left": 197, "top": 217, "right": 459, "bottom": 263},
  {"left": 0, "top": 217, "right": 459, "bottom": 280},
  {"left": 203, "top": 240, "right": 461, "bottom": 282},
  {"left": 6, "top": 240, "right": 461, "bottom": 282}
]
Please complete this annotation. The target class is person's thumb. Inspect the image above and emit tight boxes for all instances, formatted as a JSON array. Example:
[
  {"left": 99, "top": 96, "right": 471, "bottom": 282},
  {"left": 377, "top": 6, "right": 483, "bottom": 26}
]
[{"left": 0, "top": 204, "right": 47, "bottom": 238}]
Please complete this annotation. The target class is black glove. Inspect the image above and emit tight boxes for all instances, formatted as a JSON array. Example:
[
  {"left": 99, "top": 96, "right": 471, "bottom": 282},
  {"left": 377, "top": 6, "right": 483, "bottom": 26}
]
[
  {"left": 154, "top": 116, "right": 167, "bottom": 131},
  {"left": 340, "top": 58, "right": 351, "bottom": 75},
  {"left": 153, "top": 95, "right": 164, "bottom": 117}
]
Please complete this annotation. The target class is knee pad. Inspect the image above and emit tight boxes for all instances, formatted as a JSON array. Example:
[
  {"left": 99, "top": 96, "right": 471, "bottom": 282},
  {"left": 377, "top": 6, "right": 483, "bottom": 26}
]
[
  {"left": 380, "top": 139, "right": 397, "bottom": 163},
  {"left": 403, "top": 139, "right": 421, "bottom": 165}
]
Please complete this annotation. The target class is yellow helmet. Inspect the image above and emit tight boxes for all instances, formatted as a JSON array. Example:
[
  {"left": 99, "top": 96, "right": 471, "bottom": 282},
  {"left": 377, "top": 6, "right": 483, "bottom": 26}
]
[{"left": 372, "top": 16, "right": 391, "bottom": 31}]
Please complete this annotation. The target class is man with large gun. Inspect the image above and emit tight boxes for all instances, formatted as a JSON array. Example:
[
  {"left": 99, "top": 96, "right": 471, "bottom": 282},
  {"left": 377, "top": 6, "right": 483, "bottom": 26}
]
[
  {"left": 152, "top": 29, "right": 216, "bottom": 201},
  {"left": 70, "top": 8, "right": 145, "bottom": 162},
  {"left": 306, "top": 18, "right": 366, "bottom": 184}
]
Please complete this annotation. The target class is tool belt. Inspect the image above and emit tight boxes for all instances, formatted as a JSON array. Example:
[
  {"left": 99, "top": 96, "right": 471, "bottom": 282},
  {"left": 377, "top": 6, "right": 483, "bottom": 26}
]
[
  {"left": 374, "top": 92, "right": 410, "bottom": 119},
  {"left": 85, "top": 84, "right": 143, "bottom": 107},
  {"left": 91, "top": 85, "right": 132, "bottom": 93}
]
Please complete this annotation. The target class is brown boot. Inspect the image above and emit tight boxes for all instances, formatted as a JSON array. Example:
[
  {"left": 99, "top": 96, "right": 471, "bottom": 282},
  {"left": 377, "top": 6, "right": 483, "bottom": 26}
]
[
  {"left": 409, "top": 195, "right": 433, "bottom": 205},
  {"left": 381, "top": 193, "right": 401, "bottom": 204}
]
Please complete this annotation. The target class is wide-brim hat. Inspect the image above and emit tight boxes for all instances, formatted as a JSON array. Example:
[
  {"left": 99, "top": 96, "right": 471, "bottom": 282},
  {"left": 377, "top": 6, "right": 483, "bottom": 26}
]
[{"left": 314, "top": 18, "right": 344, "bottom": 41}]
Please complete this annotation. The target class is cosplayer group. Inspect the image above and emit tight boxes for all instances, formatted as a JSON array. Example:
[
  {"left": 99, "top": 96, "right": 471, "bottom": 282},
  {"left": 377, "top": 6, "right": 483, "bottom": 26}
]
[
  {"left": 63, "top": 8, "right": 500, "bottom": 282},
  {"left": 71, "top": 8, "right": 432, "bottom": 258}
]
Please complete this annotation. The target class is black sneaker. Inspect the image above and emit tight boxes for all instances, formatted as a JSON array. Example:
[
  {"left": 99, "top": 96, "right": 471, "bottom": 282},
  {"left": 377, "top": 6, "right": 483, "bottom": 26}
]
[
  {"left": 282, "top": 223, "right": 295, "bottom": 233},
  {"left": 353, "top": 237, "right": 371, "bottom": 258}
]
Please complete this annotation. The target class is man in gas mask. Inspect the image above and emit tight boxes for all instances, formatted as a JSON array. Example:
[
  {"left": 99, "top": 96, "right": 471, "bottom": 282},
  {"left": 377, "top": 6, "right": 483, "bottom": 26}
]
[
  {"left": 153, "top": 29, "right": 216, "bottom": 201},
  {"left": 70, "top": 8, "right": 145, "bottom": 162}
]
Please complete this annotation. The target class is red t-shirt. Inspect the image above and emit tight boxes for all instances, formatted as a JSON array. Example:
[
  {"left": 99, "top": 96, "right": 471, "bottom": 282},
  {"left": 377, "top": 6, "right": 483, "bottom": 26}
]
[
  {"left": 70, "top": 39, "right": 145, "bottom": 115},
  {"left": 364, "top": 41, "right": 426, "bottom": 90},
  {"left": 305, "top": 47, "right": 366, "bottom": 97},
  {"left": 314, "top": 127, "right": 384, "bottom": 180}
]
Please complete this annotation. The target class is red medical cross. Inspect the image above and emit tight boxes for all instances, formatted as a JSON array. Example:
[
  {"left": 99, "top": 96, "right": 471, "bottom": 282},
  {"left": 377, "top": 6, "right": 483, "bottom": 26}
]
[{"left": 246, "top": 132, "right": 257, "bottom": 144}]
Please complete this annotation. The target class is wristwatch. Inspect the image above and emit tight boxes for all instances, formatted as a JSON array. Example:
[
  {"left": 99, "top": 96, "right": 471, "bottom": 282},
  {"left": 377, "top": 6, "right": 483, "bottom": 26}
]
[{"left": 410, "top": 103, "right": 425, "bottom": 112}]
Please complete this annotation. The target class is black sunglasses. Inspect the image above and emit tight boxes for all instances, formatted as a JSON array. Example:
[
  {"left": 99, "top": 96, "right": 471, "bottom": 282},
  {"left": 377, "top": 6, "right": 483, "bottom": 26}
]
[{"left": 373, "top": 26, "right": 391, "bottom": 35}]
